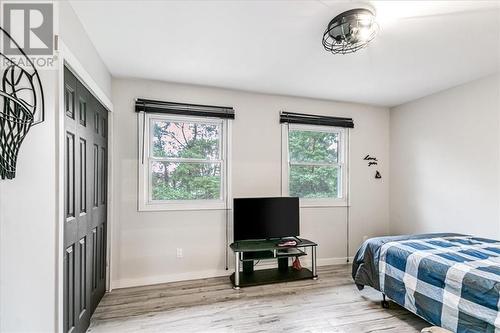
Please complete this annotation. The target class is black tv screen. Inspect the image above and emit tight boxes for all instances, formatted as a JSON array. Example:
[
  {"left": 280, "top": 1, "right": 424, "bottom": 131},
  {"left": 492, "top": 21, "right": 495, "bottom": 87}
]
[{"left": 233, "top": 197, "right": 299, "bottom": 241}]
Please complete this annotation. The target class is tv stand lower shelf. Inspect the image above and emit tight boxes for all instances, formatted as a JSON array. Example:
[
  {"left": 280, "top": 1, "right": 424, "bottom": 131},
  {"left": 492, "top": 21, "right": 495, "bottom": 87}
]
[
  {"left": 230, "top": 267, "right": 314, "bottom": 287},
  {"left": 229, "top": 238, "right": 318, "bottom": 289}
]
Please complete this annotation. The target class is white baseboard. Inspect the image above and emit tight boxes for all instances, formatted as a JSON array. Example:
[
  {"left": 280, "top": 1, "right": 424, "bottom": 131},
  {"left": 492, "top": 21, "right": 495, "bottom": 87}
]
[
  {"left": 111, "top": 256, "right": 353, "bottom": 290},
  {"left": 315, "top": 256, "right": 354, "bottom": 266},
  {"left": 112, "top": 269, "right": 230, "bottom": 289}
]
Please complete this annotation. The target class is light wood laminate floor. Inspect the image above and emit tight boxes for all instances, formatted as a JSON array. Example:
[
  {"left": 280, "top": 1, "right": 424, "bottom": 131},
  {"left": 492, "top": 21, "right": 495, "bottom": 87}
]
[{"left": 88, "top": 265, "right": 428, "bottom": 332}]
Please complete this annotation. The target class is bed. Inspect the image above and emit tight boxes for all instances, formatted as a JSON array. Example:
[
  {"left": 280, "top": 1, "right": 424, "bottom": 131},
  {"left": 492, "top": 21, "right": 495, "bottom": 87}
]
[{"left": 352, "top": 233, "right": 500, "bottom": 333}]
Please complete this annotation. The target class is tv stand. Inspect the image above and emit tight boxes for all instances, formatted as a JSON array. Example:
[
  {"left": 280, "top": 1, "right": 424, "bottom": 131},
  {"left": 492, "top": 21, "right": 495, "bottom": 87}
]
[{"left": 229, "top": 238, "right": 317, "bottom": 289}]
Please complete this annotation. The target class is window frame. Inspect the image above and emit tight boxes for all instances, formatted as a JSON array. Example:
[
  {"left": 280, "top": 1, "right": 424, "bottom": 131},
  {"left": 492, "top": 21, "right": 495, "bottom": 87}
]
[
  {"left": 138, "top": 113, "right": 230, "bottom": 211},
  {"left": 281, "top": 123, "right": 348, "bottom": 207}
]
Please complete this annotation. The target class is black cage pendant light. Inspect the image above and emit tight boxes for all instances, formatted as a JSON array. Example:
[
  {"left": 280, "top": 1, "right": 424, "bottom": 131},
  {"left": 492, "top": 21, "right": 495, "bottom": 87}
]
[{"left": 322, "top": 8, "right": 379, "bottom": 55}]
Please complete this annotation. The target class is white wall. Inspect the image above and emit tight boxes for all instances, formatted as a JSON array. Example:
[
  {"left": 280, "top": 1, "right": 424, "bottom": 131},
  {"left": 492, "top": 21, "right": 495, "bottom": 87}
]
[
  {"left": 390, "top": 74, "right": 500, "bottom": 238},
  {"left": 111, "top": 78, "right": 390, "bottom": 288},
  {"left": 0, "top": 1, "right": 112, "bottom": 332},
  {"left": 0, "top": 69, "right": 58, "bottom": 333},
  {"left": 58, "top": 0, "right": 112, "bottom": 99}
]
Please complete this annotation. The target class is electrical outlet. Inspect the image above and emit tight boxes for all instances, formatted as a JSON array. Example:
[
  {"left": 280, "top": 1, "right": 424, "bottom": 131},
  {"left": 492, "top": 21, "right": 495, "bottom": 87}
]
[{"left": 176, "top": 248, "right": 183, "bottom": 258}]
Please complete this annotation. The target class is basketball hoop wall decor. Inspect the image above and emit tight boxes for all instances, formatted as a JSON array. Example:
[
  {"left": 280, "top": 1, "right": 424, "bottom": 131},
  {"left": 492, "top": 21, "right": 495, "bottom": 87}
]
[{"left": 0, "top": 26, "right": 45, "bottom": 180}]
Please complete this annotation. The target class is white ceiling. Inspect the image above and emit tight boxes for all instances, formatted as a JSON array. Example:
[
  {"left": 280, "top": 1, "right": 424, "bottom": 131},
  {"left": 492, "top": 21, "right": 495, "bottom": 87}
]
[{"left": 69, "top": 0, "right": 500, "bottom": 107}]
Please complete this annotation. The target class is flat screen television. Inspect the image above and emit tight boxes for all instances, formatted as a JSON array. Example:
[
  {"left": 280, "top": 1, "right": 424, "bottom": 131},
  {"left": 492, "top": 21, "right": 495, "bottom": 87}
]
[{"left": 233, "top": 197, "right": 299, "bottom": 241}]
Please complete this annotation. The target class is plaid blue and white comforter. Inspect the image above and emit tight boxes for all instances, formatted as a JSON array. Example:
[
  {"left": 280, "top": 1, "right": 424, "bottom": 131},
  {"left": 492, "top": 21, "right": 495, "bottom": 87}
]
[{"left": 379, "top": 236, "right": 500, "bottom": 333}]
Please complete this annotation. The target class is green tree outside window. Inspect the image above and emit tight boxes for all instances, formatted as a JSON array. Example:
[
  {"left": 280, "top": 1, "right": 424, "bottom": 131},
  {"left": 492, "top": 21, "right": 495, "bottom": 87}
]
[
  {"left": 149, "top": 119, "right": 223, "bottom": 201},
  {"left": 288, "top": 129, "right": 342, "bottom": 199}
]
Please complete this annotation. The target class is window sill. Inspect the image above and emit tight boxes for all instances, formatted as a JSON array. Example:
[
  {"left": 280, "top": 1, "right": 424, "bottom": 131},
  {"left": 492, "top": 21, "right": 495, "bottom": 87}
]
[
  {"left": 299, "top": 199, "right": 348, "bottom": 208},
  {"left": 138, "top": 201, "right": 227, "bottom": 212}
]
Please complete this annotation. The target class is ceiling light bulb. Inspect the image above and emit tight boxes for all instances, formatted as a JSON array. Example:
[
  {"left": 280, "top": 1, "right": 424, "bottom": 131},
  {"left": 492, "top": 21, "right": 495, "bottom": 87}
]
[
  {"left": 357, "top": 27, "right": 372, "bottom": 42},
  {"left": 358, "top": 17, "right": 372, "bottom": 26}
]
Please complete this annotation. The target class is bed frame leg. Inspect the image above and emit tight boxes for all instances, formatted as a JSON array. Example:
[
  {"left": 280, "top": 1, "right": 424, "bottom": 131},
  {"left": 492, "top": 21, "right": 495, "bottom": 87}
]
[{"left": 381, "top": 294, "right": 389, "bottom": 309}]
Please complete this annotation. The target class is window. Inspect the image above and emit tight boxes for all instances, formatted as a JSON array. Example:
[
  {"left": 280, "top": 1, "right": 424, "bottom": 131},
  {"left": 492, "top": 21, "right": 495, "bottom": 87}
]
[
  {"left": 283, "top": 124, "right": 347, "bottom": 206},
  {"left": 139, "top": 114, "right": 228, "bottom": 211}
]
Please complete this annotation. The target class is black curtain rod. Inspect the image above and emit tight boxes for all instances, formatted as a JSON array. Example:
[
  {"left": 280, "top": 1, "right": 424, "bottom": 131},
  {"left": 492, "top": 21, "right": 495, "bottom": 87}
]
[
  {"left": 280, "top": 111, "right": 354, "bottom": 128},
  {"left": 135, "top": 98, "right": 235, "bottom": 119}
]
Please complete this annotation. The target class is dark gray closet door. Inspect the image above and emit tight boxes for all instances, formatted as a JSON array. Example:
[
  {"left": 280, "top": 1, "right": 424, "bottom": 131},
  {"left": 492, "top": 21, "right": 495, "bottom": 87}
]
[{"left": 64, "top": 67, "right": 107, "bottom": 333}]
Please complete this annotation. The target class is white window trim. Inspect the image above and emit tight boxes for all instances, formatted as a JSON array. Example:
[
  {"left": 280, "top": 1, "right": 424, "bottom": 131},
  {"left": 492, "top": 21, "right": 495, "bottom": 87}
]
[
  {"left": 281, "top": 123, "right": 348, "bottom": 208},
  {"left": 138, "top": 113, "right": 231, "bottom": 211}
]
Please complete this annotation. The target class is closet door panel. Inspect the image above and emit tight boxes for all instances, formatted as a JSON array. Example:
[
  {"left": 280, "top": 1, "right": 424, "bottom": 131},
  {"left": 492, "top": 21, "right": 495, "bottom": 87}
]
[{"left": 64, "top": 67, "right": 107, "bottom": 333}]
